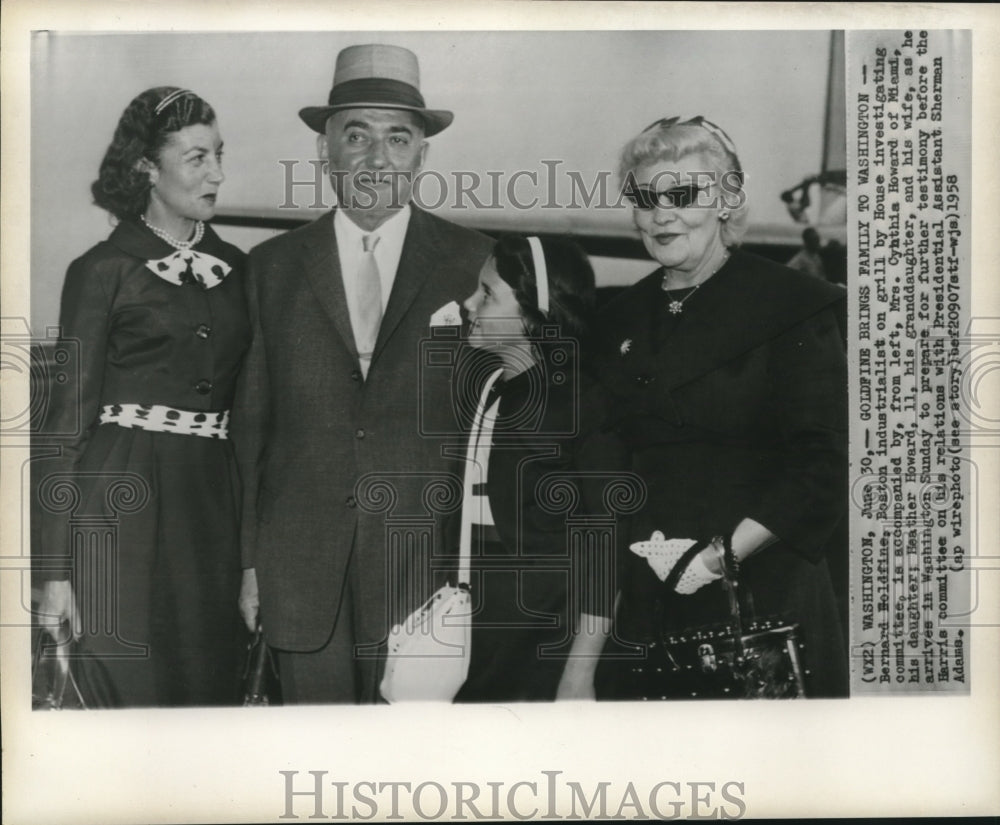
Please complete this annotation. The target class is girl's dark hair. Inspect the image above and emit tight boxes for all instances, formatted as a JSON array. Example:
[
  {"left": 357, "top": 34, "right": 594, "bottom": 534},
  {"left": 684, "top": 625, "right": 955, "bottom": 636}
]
[
  {"left": 91, "top": 87, "right": 216, "bottom": 220},
  {"left": 491, "top": 234, "right": 596, "bottom": 347}
]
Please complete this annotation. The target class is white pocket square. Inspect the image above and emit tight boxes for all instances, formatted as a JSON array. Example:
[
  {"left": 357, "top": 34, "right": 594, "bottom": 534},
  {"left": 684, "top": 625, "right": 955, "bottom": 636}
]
[{"left": 430, "top": 301, "right": 462, "bottom": 327}]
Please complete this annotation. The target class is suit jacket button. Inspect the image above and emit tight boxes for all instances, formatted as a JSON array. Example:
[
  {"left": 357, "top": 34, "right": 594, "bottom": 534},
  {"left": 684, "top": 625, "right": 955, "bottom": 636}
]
[
  {"left": 195, "top": 379, "right": 213, "bottom": 394},
  {"left": 355, "top": 428, "right": 365, "bottom": 439},
  {"left": 351, "top": 370, "right": 362, "bottom": 382},
  {"left": 345, "top": 495, "right": 357, "bottom": 508},
  {"left": 195, "top": 323, "right": 212, "bottom": 339}
]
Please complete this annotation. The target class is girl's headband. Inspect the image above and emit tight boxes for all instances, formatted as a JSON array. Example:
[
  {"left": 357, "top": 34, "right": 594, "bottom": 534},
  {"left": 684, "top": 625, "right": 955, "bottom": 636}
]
[
  {"left": 155, "top": 89, "right": 195, "bottom": 116},
  {"left": 526, "top": 236, "right": 549, "bottom": 315}
]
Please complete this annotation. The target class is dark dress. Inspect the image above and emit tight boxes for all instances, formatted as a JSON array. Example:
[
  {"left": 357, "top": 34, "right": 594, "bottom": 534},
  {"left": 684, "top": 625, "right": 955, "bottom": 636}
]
[
  {"left": 36, "top": 219, "right": 251, "bottom": 707},
  {"left": 453, "top": 356, "right": 612, "bottom": 702},
  {"left": 591, "top": 250, "right": 849, "bottom": 698}
]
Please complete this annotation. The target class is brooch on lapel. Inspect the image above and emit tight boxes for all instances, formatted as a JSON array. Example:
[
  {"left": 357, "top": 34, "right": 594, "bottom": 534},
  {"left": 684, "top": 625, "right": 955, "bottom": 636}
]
[{"left": 620, "top": 338, "right": 632, "bottom": 356}]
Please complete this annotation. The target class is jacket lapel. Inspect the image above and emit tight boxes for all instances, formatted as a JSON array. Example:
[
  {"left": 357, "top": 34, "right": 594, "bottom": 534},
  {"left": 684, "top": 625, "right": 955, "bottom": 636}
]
[
  {"left": 371, "top": 206, "right": 436, "bottom": 362},
  {"left": 300, "top": 211, "right": 358, "bottom": 360}
]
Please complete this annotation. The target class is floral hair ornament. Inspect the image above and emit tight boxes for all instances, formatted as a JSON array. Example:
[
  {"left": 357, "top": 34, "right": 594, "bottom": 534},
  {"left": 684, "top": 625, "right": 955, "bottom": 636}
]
[
  {"left": 526, "top": 236, "right": 550, "bottom": 315},
  {"left": 155, "top": 88, "right": 195, "bottom": 116}
]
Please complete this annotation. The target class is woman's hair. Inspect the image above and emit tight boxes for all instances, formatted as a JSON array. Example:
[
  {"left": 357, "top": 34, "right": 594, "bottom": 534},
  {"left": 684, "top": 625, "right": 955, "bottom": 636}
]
[
  {"left": 492, "top": 234, "right": 596, "bottom": 346},
  {"left": 618, "top": 117, "right": 749, "bottom": 247},
  {"left": 91, "top": 87, "right": 216, "bottom": 220}
]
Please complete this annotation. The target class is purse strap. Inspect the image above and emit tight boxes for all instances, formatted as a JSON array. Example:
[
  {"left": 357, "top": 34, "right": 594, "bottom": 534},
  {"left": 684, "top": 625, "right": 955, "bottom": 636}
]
[
  {"left": 718, "top": 533, "right": 746, "bottom": 658},
  {"left": 457, "top": 367, "right": 505, "bottom": 585},
  {"left": 660, "top": 535, "right": 748, "bottom": 657},
  {"left": 661, "top": 538, "right": 712, "bottom": 593}
]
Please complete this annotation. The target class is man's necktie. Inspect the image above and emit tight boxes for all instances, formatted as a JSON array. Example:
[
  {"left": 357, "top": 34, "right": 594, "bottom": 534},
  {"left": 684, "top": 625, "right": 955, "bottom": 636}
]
[{"left": 355, "top": 233, "right": 382, "bottom": 378}]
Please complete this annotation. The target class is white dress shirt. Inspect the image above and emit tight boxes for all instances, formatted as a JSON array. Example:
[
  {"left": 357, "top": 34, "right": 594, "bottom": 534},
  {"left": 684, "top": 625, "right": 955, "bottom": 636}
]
[{"left": 334, "top": 205, "right": 412, "bottom": 319}]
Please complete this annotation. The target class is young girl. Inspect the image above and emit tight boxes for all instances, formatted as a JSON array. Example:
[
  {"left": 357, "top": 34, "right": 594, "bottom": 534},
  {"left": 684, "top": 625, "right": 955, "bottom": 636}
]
[{"left": 454, "top": 234, "right": 611, "bottom": 702}]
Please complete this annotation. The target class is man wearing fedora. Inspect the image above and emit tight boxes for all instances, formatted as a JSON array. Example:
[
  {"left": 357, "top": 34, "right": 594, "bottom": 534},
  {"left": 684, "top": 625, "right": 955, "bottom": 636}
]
[{"left": 232, "top": 44, "right": 492, "bottom": 703}]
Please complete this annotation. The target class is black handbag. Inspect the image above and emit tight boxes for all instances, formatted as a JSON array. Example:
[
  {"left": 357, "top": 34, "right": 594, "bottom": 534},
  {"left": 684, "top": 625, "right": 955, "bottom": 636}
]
[
  {"left": 241, "top": 623, "right": 280, "bottom": 706},
  {"left": 626, "top": 538, "right": 807, "bottom": 700},
  {"left": 31, "top": 626, "right": 120, "bottom": 710}
]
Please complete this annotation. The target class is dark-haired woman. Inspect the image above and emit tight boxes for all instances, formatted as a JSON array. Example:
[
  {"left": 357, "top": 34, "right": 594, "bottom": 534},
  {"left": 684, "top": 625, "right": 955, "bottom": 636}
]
[
  {"left": 36, "top": 87, "right": 250, "bottom": 707},
  {"left": 451, "top": 234, "right": 613, "bottom": 702}
]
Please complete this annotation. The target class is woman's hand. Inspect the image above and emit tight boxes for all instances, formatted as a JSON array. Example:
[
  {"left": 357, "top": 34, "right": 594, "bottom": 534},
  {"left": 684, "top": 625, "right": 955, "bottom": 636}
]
[
  {"left": 239, "top": 567, "right": 260, "bottom": 632},
  {"left": 37, "top": 580, "right": 81, "bottom": 643},
  {"left": 699, "top": 541, "right": 724, "bottom": 576},
  {"left": 683, "top": 520, "right": 780, "bottom": 591},
  {"left": 682, "top": 519, "right": 781, "bottom": 593}
]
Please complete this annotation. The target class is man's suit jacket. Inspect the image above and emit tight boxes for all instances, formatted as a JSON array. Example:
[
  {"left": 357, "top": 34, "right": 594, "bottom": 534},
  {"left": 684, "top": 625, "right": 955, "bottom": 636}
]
[{"left": 232, "top": 206, "right": 492, "bottom": 659}]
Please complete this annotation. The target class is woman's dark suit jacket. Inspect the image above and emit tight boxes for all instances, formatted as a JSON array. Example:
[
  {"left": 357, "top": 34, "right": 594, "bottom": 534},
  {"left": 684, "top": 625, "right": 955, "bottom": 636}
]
[{"left": 591, "top": 249, "right": 849, "bottom": 696}]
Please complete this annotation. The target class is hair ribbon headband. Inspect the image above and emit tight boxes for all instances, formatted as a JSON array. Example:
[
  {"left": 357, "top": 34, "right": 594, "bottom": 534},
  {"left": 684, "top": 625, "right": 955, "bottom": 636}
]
[
  {"left": 527, "top": 236, "right": 549, "bottom": 315},
  {"left": 643, "top": 114, "right": 739, "bottom": 159},
  {"left": 155, "top": 89, "right": 194, "bottom": 115}
]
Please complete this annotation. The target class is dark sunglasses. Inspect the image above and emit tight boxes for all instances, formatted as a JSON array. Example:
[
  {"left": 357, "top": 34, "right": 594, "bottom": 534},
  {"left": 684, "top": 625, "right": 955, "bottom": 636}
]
[{"left": 625, "top": 183, "right": 706, "bottom": 210}]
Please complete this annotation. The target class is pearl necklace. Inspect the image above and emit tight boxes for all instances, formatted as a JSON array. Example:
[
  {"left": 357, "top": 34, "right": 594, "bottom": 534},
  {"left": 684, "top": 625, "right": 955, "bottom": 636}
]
[
  {"left": 661, "top": 251, "right": 730, "bottom": 315},
  {"left": 141, "top": 215, "right": 204, "bottom": 250}
]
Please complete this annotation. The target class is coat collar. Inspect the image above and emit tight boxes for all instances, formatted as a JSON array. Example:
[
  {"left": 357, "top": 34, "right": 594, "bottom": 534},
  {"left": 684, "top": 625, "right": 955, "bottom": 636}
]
[
  {"left": 298, "top": 206, "right": 439, "bottom": 368},
  {"left": 598, "top": 249, "right": 845, "bottom": 393}
]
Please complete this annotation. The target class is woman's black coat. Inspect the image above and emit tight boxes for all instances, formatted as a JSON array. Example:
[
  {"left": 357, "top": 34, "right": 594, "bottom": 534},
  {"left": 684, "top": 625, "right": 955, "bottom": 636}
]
[{"left": 591, "top": 250, "right": 849, "bottom": 697}]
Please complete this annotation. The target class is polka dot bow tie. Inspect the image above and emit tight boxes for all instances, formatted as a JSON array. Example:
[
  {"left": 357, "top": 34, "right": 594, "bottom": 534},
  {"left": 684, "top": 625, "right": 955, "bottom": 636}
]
[{"left": 145, "top": 249, "right": 232, "bottom": 289}]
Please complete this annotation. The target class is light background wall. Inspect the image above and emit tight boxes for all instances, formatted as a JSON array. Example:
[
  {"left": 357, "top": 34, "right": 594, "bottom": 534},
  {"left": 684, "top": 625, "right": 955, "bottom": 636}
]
[{"left": 31, "top": 30, "right": 834, "bottom": 330}]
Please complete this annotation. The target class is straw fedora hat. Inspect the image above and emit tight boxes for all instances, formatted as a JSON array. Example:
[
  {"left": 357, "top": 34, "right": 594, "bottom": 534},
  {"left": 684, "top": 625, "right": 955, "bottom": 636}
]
[{"left": 299, "top": 44, "right": 453, "bottom": 136}]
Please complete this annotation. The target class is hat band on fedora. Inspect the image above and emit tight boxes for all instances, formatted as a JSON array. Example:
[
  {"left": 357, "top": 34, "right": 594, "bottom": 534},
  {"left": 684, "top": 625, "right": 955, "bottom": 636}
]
[{"left": 327, "top": 78, "right": 427, "bottom": 110}]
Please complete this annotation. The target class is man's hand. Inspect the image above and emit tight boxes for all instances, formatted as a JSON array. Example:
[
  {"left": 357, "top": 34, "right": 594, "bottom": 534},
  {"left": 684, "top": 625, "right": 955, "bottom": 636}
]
[{"left": 239, "top": 568, "right": 260, "bottom": 632}]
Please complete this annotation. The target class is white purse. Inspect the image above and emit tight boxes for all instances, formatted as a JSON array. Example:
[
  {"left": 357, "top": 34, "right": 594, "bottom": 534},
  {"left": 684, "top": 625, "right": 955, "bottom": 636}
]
[{"left": 380, "top": 368, "right": 504, "bottom": 702}]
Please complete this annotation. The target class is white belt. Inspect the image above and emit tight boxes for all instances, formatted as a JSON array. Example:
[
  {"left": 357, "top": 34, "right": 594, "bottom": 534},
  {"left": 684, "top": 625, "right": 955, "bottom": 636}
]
[{"left": 99, "top": 404, "right": 230, "bottom": 439}]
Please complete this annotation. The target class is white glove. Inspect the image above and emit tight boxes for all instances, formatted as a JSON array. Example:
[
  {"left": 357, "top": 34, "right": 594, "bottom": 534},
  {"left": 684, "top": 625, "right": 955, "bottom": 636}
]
[
  {"left": 629, "top": 531, "right": 722, "bottom": 595},
  {"left": 673, "top": 550, "right": 722, "bottom": 595}
]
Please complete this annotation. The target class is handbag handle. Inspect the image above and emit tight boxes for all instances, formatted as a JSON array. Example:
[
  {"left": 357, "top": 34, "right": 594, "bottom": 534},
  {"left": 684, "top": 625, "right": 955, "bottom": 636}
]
[
  {"left": 718, "top": 533, "right": 746, "bottom": 658},
  {"left": 660, "top": 535, "right": 747, "bottom": 657},
  {"left": 242, "top": 619, "right": 277, "bottom": 705},
  {"left": 661, "top": 538, "right": 712, "bottom": 593},
  {"left": 457, "top": 368, "right": 505, "bottom": 585},
  {"left": 32, "top": 626, "right": 87, "bottom": 709}
]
